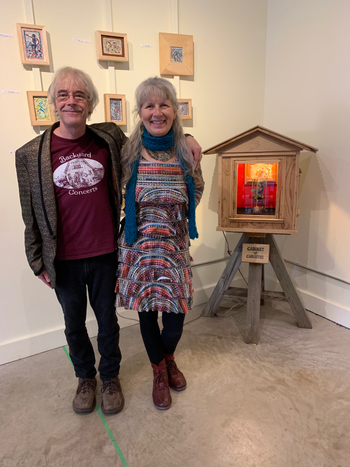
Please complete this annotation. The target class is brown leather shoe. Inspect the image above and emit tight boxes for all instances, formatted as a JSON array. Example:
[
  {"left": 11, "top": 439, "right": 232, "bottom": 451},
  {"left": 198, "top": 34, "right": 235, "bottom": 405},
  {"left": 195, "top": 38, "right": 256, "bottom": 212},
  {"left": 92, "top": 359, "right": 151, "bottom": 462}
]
[
  {"left": 165, "top": 354, "right": 187, "bottom": 391},
  {"left": 151, "top": 359, "right": 171, "bottom": 410},
  {"left": 101, "top": 376, "right": 124, "bottom": 415},
  {"left": 72, "top": 378, "right": 97, "bottom": 414}
]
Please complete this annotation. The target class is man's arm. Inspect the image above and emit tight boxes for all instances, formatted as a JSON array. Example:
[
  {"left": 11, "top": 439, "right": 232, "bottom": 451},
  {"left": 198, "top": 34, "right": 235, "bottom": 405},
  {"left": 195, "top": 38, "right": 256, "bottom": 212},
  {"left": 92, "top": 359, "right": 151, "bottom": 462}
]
[
  {"left": 15, "top": 150, "right": 46, "bottom": 280},
  {"left": 194, "top": 163, "right": 205, "bottom": 207},
  {"left": 185, "top": 134, "right": 202, "bottom": 167}
]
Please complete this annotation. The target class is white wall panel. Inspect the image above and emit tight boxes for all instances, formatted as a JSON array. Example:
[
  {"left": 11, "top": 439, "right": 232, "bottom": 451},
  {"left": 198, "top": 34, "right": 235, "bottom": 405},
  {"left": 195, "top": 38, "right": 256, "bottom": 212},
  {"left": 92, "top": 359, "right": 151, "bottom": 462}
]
[
  {"left": 263, "top": 0, "right": 350, "bottom": 328},
  {"left": 0, "top": 0, "right": 268, "bottom": 364}
]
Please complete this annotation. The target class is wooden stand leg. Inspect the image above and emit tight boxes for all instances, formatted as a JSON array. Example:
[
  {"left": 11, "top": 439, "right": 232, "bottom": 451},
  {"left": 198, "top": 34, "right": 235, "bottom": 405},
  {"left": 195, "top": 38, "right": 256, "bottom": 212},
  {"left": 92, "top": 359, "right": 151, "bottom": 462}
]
[
  {"left": 265, "top": 234, "right": 312, "bottom": 328},
  {"left": 201, "top": 233, "right": 248, "bottom": 317},
  {"left": 245, "top": 263, "right": 262, "bottom": 344},
  {"left": 260, "top": 264, "right": 265, "bottom": 306}
]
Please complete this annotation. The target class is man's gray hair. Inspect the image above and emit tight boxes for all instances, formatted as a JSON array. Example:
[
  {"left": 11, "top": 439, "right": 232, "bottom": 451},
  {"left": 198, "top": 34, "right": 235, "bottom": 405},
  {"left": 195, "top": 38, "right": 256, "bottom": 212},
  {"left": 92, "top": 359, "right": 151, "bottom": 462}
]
[{"left": 48, "top": 66, "right": 99, "bottom": 117}]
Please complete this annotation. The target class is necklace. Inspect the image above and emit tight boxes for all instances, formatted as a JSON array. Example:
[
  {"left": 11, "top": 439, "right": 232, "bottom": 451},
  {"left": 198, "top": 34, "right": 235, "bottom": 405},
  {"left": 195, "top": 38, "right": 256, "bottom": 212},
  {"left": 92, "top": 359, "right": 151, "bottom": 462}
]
[{"left": 145, "top": 147, "right": 175, "bottom": 162}]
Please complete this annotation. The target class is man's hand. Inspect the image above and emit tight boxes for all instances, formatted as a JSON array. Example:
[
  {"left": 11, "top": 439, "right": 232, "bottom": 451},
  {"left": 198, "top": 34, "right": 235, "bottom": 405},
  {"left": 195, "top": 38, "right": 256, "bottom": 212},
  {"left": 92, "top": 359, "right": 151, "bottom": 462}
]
[
  {"left": 186, "top": 135, "right": 202, "bottom": 168},
  {"left": 38, "top": 270, "right": 53, "bottom": 289}
]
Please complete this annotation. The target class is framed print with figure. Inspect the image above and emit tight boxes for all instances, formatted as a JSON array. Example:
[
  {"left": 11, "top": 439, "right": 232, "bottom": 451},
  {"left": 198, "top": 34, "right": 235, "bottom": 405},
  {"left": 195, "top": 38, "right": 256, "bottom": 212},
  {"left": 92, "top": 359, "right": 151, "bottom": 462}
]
[
  {"left": 17, "top": 23, "right": 50, "bottom": 66},
  {"left": 178, "top": 99, "right": 192, "bottom": 120},
  {"left": 159, "top": 32, "right": 193, "bottom": 76},
  {"left": 104, "top": 94, "right": 127, "bottom": 126},
  {"left": 27, "top": 91, "right": 55, "bottom": 126},
  {"left": 96, "top": 31, "right": 128, "bottom": 62}
]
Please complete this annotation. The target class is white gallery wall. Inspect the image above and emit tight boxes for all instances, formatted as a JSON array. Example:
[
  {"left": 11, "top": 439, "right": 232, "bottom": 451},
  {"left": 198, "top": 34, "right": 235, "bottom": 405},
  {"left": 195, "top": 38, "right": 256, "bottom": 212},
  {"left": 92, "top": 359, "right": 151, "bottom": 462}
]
[
  {"left": 2, "top": 0, "right": 349, "bottom": 365},
  {"left": 0, "top": 0, "right": 268, "bottom": 364},
  {"left": 263, "top": 0, "right": 350, "bottom": 328}
]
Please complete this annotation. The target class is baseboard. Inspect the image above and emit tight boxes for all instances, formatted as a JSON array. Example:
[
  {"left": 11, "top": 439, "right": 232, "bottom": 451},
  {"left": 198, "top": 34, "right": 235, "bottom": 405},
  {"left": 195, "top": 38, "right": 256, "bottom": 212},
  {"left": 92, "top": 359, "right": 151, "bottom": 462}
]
[
  {"left": 260, "top": 275, "right": 350, "bottom": 330},
  {"left": 0, "top": 286, "right": 214, "bottom": 366},
  {"left": 0, "top": 325, "right": 70, "bottom": 366},
  {"left": 0, "top": 309, "right": 139, "bottom": 366},
  {"left": 297, "top": 290, "right": 350, "bottom": 329},
  {"left": 2, "top": 279, "right": 347, "bottom": 365}
]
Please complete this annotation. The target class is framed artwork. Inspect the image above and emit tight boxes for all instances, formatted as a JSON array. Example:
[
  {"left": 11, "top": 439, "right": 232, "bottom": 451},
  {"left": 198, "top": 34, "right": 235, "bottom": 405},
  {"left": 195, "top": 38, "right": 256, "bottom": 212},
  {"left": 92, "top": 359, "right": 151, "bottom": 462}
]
[
  {"left": 95, "top": 31, "right": 128, "bottom": 62},
  {"left": 104, "top": 94, "right": 127, "bottom": 126},
  {"left": 244, "top": 162, "right": 279, "bottom": 185},
  {"left": 17, "top": 23, "right": 50, "bottom": 66},
  {"left": 159, "top": 32, "right": 193, "bottom": 76},
  {"left": 27, "top": 91, "right": 56, "bottom": 126},
  {"left": 178, "top": 99, "right": 192, "bottom": 120}
]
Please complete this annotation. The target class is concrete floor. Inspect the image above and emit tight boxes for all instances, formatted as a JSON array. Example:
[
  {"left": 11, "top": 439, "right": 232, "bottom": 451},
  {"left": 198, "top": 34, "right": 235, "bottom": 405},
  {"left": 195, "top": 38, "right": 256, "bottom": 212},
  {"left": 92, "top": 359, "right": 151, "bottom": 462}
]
[{"left": 1, "top": 301, "right": 350, "bottom": 467}]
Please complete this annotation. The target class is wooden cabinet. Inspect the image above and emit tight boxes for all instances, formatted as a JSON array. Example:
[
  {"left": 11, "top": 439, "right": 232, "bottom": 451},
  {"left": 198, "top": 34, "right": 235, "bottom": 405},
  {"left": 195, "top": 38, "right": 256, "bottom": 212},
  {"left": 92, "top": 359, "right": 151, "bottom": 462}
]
[{"left": 204, "top": 126, "right": 318, "bottom": 234}]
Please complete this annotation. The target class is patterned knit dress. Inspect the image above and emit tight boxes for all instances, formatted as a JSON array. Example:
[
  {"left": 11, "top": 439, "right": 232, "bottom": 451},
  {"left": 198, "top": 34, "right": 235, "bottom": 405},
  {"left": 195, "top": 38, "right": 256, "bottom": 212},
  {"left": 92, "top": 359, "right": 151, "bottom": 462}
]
[{"left": 116, "top": 156, "right": 203, "bottom": 314}]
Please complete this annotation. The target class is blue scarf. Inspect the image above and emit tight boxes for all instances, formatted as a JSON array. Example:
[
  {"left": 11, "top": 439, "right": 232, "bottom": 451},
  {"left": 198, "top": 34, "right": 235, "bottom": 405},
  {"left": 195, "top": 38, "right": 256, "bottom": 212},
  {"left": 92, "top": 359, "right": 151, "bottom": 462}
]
[
  {"left": 142, "top": 126, "right": 175, "bottom": 150},
  {"left": 124, "top": 128, "right": 198, "bottom": 243}
]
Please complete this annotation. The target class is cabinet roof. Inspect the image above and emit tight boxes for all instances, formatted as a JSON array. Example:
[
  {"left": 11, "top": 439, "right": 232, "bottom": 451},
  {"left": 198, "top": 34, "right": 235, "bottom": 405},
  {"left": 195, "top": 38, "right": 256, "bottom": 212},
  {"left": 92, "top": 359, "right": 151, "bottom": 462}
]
[{"left": 203, "top": 125, "right": 318, "bottom": 154}]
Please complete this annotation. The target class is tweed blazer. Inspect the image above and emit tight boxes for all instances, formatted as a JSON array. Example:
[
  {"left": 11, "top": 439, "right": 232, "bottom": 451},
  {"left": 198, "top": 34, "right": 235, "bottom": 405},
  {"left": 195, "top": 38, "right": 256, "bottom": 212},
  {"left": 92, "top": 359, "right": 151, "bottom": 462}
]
[{"left": 15, "top": 122, "right": 126, "bottom": 288}]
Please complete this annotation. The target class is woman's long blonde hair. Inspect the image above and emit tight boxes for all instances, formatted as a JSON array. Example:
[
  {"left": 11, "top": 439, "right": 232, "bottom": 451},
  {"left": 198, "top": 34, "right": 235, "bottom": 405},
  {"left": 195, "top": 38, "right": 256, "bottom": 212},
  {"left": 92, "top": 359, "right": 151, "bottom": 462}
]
[{"left": 121, "top": 76, "right": 197, "bottom": 187}]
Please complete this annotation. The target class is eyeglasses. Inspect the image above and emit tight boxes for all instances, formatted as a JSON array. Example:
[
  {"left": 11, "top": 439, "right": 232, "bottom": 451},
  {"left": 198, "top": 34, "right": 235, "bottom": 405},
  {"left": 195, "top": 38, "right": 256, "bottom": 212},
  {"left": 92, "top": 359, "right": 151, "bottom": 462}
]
[{"left": 56, "top": 91, "right": 87, "bottom": 102}]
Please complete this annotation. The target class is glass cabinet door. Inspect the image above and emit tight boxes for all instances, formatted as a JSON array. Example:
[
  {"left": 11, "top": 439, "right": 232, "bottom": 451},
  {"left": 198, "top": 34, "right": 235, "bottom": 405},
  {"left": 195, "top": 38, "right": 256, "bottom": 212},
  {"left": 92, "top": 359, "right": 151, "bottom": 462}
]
[{"left": 235, "top": 160, "right": 281, "bottom": 217}]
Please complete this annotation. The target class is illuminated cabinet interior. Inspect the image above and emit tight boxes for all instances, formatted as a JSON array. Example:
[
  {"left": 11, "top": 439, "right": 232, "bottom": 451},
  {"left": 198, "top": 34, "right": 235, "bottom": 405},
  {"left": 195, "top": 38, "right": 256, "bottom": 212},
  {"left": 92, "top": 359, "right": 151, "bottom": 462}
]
[
  {"left": 204, "top": 126, "right": 318, "bottom": 235},
  {"left": 235, "top": 160, "right": 280, "bottom": 217}
]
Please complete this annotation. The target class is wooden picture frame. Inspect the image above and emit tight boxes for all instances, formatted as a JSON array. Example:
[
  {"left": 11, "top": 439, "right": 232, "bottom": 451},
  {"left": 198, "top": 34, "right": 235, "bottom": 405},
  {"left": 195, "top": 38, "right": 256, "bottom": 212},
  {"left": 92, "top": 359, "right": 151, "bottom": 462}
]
[
  {"left": 178, "top": 99, "right": 192, "bottom": 120},
  {"left": 95, "top": 31, "right": 128, "bottom": 62},
  {"left": 27, "top": 91, "right": 56, "bottom": 126},
  {"left": 104, "top": 94, "right": 127, "bottom": 126},
  {"left": 17, "top": 23, "right": 50, "bottom": 66},
  {"left": 159, "top": 32, "right": 193, "bottom": 76}
]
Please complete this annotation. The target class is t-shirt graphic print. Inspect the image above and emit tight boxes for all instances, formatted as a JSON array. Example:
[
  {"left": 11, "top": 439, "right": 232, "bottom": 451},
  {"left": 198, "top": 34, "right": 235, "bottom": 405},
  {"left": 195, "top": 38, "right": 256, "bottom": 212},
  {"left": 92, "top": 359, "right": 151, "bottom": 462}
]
[{"left": 54, "top": 157, "right": 104, "bottom": 191}]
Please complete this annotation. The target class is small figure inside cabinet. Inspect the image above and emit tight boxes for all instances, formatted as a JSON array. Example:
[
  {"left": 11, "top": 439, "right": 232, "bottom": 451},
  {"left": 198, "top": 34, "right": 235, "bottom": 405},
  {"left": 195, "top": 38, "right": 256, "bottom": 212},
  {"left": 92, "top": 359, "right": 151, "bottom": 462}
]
[{"left": 204, "top": 126, "right": 318, "bottom": 235}]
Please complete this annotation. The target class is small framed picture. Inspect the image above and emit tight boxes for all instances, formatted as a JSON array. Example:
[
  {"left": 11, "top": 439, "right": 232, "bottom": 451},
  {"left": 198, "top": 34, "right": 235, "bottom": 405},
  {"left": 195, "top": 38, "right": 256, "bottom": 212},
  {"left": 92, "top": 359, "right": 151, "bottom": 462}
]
[
  {"left": 27, "top": 91, "right": 56, "bottom": 126},
  {"left": 244, "top": 162, "right": 278, "bottom": 185},
  {"left": 104, "top": 94, "right": 127, "bottom": 126},
  {"left": 159, "top": 32, "right": 193, "bottom": 76},
  {"left": 178, "top": 99, "right": 192, "bottom": 120},
  {"left": 95, "top": 31, "right": 128, "bottom": 62},
  {"left": 17, "top": 23, "right": 50, "bottom": 66}
]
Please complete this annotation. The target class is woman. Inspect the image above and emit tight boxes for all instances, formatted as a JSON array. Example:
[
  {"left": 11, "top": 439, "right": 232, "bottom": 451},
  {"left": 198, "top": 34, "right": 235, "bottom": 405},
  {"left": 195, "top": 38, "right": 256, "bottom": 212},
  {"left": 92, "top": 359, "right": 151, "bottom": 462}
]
[{"left": 116, "top": 77, "right": 204, "bottom": 410}]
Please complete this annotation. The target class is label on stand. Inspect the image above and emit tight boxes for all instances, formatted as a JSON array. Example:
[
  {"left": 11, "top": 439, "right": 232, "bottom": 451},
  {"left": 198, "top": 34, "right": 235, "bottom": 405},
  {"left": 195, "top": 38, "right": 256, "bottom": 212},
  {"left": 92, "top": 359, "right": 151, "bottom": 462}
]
[{"left": 242, "top": 244, "right": 269, "bottom": 264}]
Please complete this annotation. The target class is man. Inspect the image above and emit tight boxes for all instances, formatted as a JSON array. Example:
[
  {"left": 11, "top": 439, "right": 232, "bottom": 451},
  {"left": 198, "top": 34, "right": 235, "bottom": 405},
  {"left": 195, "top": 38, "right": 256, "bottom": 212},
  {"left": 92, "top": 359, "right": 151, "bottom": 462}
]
[{"left": 15, "top": 67, "right": 202, "bottom": 415}]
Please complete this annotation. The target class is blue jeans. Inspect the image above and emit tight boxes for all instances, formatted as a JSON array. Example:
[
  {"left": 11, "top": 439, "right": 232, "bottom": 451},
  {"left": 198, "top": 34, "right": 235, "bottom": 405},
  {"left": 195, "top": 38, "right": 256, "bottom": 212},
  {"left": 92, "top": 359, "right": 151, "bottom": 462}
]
[{"left": 55, "top": 252, "right": 121, "bottom": 381}]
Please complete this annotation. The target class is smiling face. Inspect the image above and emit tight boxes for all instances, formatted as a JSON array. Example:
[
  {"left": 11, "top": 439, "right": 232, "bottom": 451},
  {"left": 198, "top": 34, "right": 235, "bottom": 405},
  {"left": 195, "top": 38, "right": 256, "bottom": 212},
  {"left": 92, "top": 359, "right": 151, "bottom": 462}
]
[
  {"left": 54, "top": 77, "right": 92, "bottom": 138},
  {"left": 139, "top": 92, "right": 177, "bottom": 137}
]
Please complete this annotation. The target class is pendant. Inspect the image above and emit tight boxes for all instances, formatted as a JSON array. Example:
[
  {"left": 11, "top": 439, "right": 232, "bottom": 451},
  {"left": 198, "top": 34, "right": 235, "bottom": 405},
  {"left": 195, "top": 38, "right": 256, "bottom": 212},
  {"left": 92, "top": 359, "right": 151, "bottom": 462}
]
[{"left": 145, "top": 147, "right": 175, "bottom": 162}]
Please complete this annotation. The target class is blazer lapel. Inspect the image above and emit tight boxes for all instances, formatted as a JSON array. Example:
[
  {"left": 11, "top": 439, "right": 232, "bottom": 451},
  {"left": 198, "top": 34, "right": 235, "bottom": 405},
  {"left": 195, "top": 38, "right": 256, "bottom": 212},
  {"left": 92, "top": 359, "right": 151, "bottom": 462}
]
[{"left": 38, "top": 126, "right": 57, "bottom": 237}]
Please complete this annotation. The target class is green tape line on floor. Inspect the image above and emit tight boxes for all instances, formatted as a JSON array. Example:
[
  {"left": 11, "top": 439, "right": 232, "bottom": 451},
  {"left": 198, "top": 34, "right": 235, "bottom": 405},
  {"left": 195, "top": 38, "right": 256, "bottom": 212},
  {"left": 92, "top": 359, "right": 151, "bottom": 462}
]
[
  {"left": 63, "top": 346, "right": 129, "bottom": 467},
  {"left": 62, "top": 345, "right": 73, "bottom": 365},
  {"left": 96, "top": 407, "right": 129, "bottom": 467}
]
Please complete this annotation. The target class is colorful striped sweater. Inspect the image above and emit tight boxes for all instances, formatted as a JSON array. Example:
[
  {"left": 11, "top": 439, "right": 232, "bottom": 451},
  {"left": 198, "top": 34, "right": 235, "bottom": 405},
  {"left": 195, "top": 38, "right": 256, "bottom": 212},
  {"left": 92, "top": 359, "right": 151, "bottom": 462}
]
[{"left": 116, "top": 156, "right": 204, "bottom": 314}]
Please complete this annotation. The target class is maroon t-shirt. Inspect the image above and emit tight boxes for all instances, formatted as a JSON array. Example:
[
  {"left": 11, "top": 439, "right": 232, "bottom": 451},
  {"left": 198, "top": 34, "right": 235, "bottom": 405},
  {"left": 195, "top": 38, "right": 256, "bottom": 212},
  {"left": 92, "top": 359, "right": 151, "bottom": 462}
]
[{"left": 51, "top": 130, "right": 115, "bottom": 260}]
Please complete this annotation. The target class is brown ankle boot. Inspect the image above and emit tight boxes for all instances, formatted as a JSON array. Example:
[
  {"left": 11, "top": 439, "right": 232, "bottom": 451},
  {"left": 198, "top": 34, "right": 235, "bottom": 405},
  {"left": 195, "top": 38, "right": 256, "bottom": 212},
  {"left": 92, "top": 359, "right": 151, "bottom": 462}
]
[
  {"left": 165, "top": 354, "right": 187, "bottom": 391},
  {"left": 151, "top": 358, "right": 171, "bottom": 410},
  {"left": 72, "top": 377, "right": 97, "bottom": 414},
  {"left": 101, "top": 376, "right": 124, "bottom": 415}
]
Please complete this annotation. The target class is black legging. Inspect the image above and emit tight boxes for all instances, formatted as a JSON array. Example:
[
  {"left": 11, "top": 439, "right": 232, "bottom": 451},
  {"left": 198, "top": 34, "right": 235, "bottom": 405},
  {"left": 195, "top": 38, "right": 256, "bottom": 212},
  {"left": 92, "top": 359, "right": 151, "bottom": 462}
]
[{"left": 139, "top": 311, "right": 186, "bottom": 365}]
